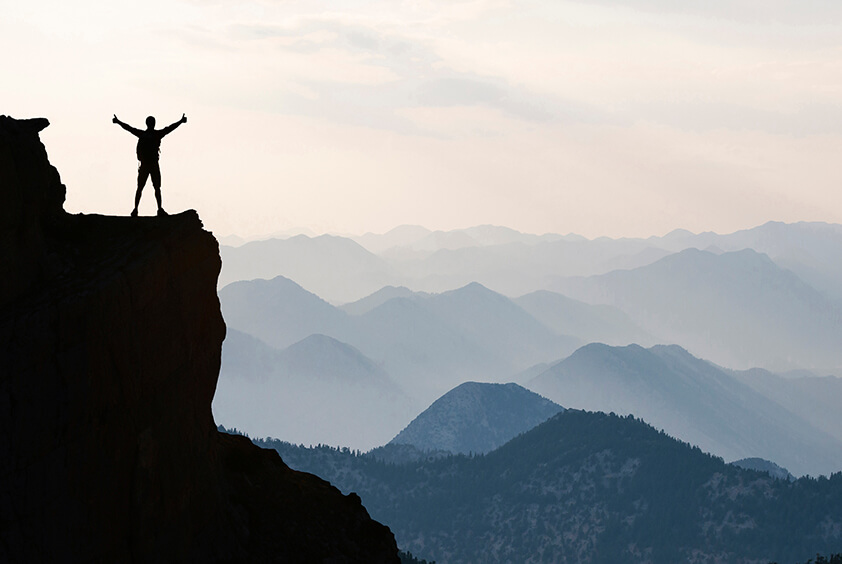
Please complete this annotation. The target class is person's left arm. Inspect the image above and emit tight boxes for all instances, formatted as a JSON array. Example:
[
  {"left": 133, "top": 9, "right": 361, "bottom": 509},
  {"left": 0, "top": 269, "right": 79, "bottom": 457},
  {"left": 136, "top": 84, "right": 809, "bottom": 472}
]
[{"left": 160, "top": 114, "right": 187, "bottom": 137}]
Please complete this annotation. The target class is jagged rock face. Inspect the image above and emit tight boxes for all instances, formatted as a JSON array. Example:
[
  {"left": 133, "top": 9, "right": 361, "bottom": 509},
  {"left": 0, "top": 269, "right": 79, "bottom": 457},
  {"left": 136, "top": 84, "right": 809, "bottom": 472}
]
[
  {"left": 0, "top": 116, "right": 398, "bottom": 563},
  {"left": 0, "top": 116, "right": 65, "bottom": 306}
]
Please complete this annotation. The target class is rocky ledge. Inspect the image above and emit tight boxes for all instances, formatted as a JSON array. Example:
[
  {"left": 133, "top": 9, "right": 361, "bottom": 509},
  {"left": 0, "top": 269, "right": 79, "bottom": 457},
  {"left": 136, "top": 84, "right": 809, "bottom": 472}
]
[{"left": 0, "top": 115, "right": 398, "bottom": 563}]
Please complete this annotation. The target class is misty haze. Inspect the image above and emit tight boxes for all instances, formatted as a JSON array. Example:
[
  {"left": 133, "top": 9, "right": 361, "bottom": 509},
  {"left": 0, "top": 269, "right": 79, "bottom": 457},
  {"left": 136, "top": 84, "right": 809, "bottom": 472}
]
[
  {"left": 210, "top": 220, "right": 842, "bottom": 561},
  {"left": 7, "top": 0, "right": 842, "bottom": 562},
  {"left": 213, "top": 221, "right": 842, "bottom": 468}
]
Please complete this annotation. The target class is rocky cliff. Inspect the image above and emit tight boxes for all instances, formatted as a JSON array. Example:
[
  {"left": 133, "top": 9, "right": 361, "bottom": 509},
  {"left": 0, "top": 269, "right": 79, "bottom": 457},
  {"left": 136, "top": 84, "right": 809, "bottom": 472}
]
[{"left": 0, "top": 115, "right": 399, "bottom": 563}]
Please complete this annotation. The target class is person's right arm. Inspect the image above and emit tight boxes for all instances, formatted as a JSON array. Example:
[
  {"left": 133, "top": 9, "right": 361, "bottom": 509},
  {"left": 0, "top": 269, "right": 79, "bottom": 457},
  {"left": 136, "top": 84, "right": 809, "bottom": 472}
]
[{"left": 112, "top": 115, "right": 142, "bottom": 136}]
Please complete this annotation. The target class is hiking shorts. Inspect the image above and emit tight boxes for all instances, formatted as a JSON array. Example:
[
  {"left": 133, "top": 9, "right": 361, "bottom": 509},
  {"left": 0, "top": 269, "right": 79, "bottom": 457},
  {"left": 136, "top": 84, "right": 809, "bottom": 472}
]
[{"left": 137, "top": 160, "right": 162, "bottom": 189}]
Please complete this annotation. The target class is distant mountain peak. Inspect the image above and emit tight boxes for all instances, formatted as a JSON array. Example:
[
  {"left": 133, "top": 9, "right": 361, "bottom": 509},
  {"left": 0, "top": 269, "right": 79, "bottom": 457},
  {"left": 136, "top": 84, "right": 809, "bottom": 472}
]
[
  {"left": 287, "top": 332, "right": 349, "bottom": 350},
  {"left": 389, "top": 381, "right": 563, "bottom": 454},
  {"left": 223, "top": 274, "right": 332, "bottom": 306},
  {"left": 383, "top": 224, "right": 431, "bottom": 236},
  {"left": 454, "top": 281, "right": 491, "bottom": 293},
  {"left": 571, "top": 341, "right": 646, "bottom": 358},
  {"left": 730, "top": 457, "right": 795, "bottom": 481},
  {"left": 443, "top": 281, "right": 511, "bottom": 303},
  {"left": 283, "top": 334, "right": 390, "bottom": 385},
  {"left": 340, "top": 285, "right": 423, "bottom": 314},
  {"left": 662, "top": 228, "right": 696, "bottom": 239}
]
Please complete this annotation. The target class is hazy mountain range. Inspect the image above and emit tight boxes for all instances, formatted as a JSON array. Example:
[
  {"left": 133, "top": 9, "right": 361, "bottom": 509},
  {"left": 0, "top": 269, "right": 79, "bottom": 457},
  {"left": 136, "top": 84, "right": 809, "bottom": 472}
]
[
  {"left": 513, "top": 290, "right": 655, "bottom": 347},
  {"left": 527, "top": 343, "right": 842, "bottom": 477},
  {"left": 219, "top": 276, "right": 583, "bottom": 404},
  {"left": 731, "top": 368, "right": 842, "bottom": 445},
  {"left": 553, "top": 247, "right": 842, "bottom": 371},
  {"left": 213, "top": 328, "right": 416, "bottom": 450},
  {"left": 220, "top": 221, "right": 842, "bottom": 305},
  {"left": 219, "top": 221, "right": 842, "bottom": 375},
  {"left": 219, "top": 234, "right": 398, "bottom": 304},
  {"left": 217, "top": 316, "right": 842, "bottom": 476},
  {"left": 213, "top": 220, "right": 842, "bottom": 476}
]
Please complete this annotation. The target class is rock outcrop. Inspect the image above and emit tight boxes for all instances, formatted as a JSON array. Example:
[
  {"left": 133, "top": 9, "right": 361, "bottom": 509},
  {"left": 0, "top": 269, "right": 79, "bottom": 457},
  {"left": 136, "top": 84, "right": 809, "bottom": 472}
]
[{"left": 0, "top": 115, "right": 399, "bottom": 563}]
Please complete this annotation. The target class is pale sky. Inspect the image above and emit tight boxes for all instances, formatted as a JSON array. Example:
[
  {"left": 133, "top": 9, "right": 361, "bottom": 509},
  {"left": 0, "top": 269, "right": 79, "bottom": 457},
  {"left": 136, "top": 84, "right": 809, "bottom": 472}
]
[{"left": 3, "top": 0, "right": 841, "bottom": 239}]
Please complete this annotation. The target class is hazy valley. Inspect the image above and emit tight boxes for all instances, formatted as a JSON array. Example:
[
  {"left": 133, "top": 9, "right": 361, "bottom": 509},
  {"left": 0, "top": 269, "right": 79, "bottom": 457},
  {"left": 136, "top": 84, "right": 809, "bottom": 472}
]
[
  {"left": 211, "top": 220, "right": 842, "bottom": 561},
  {"left": 215, "top": 221, "right": 842, "bottom": 459}
]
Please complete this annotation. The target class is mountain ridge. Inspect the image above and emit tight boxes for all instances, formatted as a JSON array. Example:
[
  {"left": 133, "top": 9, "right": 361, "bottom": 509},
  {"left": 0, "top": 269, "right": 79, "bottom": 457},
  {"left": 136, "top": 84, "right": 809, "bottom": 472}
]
[
  {"left": 215, "top": 328, "right": 416, "bottom": 450},
  {"left": 219, "top": 221, "right": 842, "bottom": 311},
  {"left": 221, "top": 279, "right": 578, "bottom": 404},
  {"left": 554, "top": 247, "right": 842, "bottom": 372},
  {"left": 528, "top": 342, "right": 842, "bottom": 477}
]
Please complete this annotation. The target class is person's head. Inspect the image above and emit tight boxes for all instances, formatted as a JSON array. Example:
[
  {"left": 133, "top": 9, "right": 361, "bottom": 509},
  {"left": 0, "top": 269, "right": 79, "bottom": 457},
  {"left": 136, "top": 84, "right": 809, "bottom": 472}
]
[{"left": 145, "top": 116, "right": 156, "bottom": 129}]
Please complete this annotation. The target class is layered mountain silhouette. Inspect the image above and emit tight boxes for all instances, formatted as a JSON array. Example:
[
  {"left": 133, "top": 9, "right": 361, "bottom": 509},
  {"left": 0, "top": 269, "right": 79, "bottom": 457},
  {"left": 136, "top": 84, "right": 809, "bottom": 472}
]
[
  {"left": 354, "top": 224, "right": 568, "bottom": 255},
  {"left": 219, "top": 276, "right": 577, "bottom": 405},
  {"left": 215, "top": 331, "right": 415, "bottom": 450},
  {"left": 528, "top": 343, "right": 842, "bottom": 476},
  {"left": 259, "top": 410, "right": 842, "bottom": 564},
  {"left": 221, "top": 227, "right": 675, "bottom": 301},
  {"left": 340, "top": 285, "right": 427, "bottom": 315},
  {"left": 419, "top": 282, "right": 574, "bottom": 370},
  {"left": 656, "top": 221, "right": 842, "bottom": 303},
  {"left": 389, "top": 382, "right": 563, "bottom": 455},
  {"left": 345, "top": 290, "right": 511, "bottom": 399},
  {"left": 554, "top": 248, "right": 842, "bottom": 372},
  {"left": 219, "top": 221, "right": 842, "bottom": 388},
  {"left": 731, "top": 367, "right": 842, "bottom": 444},
  {"left": 220, "top": 275, "right": 349, "bottom": 349},
  {"left": 351, "top": 224, "right": 435, "bottom": 255},
  {"left": 219, "top": 267, "right": 842, "bottom": 460},
  {"left": 0, "top": 115, "right": 398, "bottom": 563},
  {"left": 222, "top": 220, "right": 842, "bottom": 311},
  {"left": 514, "top": 289, "right": 654, "bottom": 346},
  {"left": 379, "top": 235, "right": 673, "bottom": 298},
  {"left": 219, "top": 233, "right": 397, "bottom": 302}
]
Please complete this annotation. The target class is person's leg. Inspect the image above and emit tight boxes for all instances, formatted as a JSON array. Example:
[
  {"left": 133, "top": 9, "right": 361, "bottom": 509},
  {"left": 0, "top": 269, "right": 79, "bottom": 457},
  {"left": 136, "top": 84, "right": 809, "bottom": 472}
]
[
  {"left": 151, "top": 163, "right": 166, "bottom": 216},
  {"left": 134, "top": 162, "right": 150, "bottom": 216}
]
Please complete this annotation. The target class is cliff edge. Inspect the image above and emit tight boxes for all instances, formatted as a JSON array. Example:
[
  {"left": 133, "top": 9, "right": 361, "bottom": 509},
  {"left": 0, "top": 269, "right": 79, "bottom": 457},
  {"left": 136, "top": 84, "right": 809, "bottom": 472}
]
[{"left": 0, "top": 115, "right": 398, "bottom": 563}]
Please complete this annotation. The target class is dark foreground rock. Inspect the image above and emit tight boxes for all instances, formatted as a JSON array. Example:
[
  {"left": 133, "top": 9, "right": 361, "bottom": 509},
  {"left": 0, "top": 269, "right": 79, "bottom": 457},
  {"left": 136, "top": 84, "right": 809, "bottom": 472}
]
[{"left": 0, "top": 115, "right": 398, "bottom": 563}]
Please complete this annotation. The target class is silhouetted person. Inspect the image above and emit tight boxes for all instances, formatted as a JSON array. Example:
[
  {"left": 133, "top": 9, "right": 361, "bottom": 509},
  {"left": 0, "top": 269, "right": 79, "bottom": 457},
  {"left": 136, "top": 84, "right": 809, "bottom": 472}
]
[{"left": 112, "top": 113, "right": 187, "bottom": 217}]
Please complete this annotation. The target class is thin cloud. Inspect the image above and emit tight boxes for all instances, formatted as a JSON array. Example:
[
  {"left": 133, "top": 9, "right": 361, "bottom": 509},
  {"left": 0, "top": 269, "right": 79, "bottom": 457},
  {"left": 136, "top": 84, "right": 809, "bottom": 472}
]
[
  {"left": 568, "top": 0, "right": 842, "bottom": 25},
  {"left": 211, "top": 17, "right": 608, "bottom": 132},
  {"left": 631, "top": 100, "right": 842, "bottom": 136}
]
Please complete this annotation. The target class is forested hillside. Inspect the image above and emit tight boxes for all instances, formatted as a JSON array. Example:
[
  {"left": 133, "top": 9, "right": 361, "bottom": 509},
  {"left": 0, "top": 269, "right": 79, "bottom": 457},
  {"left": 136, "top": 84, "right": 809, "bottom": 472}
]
[{"left": 233, "top": 411, "right": 842, "bottom": 563}]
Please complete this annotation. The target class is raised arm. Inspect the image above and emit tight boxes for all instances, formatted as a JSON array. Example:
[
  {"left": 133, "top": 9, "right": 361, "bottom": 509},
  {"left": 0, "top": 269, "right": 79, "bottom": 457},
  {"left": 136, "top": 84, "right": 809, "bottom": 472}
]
[
  {"left": 160, "top": 114, "right": 187, "bottom": 137},
  {"left": 112, "top": 115, "right": 142, "bottom": 137}
]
